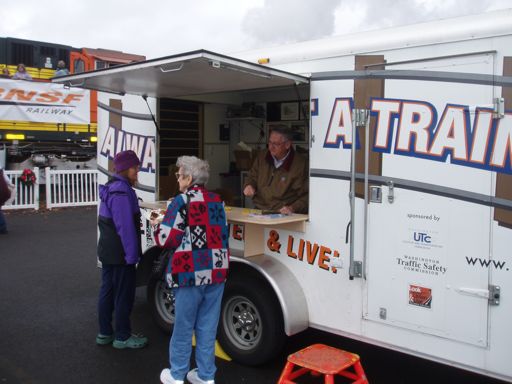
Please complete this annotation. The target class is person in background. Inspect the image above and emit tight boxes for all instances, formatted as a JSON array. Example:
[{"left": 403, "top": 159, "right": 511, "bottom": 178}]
[
  {"left": 96, "top": 150, "right": 148, "bottom": 349},
  {"left": 54, "top": 60, "right": 70, "bottom": 77},
  {"left": 153, "top": 156, "right": 229, "bottom": 384},
  {"left": 0, "top": 166, "right": 15, "bottom": 234},
  {"left": 12, "top": 63, "right": 32, "bottom": 80},
  {"left": 0, "top": 67, "right": 10, "bottom": 78},
  {"left": 243, "top": 125, "right": 308, "bottom": 214}
]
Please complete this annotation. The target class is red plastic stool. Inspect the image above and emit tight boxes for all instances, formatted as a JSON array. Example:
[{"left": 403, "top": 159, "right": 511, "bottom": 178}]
[{"left": 278, "top": 343, "right": 368, "bottom": 384}]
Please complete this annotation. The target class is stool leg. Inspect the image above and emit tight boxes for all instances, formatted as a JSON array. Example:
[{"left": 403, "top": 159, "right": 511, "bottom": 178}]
[
  {"left": 353, "top": 361, "right": 368, "bottom": 384},
  {"left": 277, "top": 362, "right": 295, "bottom": 384},
  {"left": 324, "top": 374, "right": 334, "bottom": 384}
]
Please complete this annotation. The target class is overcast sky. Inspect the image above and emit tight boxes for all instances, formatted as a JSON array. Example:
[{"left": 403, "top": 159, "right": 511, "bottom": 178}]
[{"left": 1, "top": 0, "right": 511, "bottom": 60}]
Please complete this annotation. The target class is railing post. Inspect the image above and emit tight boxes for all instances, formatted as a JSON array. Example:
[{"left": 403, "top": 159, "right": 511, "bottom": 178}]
[
  {"left": 45, "top": 167, "right": 51, "bottom": 210},
  {"left": 33, "top": 167, "right": 40, "bottom": 211}
]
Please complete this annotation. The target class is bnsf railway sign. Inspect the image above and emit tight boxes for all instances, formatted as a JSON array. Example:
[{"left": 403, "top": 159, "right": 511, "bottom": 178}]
[{"left": 0, "top": 79, "right": 90, "bottom": 124}]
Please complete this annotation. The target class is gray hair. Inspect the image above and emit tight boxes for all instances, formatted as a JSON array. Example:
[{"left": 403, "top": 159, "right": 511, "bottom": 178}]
[
  {"left": 176, "top": 156, "right": 210, "bottom": 185},
  {"left": 269, "top": 125, "right": 293, "bottom": 142}
]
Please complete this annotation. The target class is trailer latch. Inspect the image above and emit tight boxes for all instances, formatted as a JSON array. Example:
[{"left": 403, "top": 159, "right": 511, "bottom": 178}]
[
  {"left": 489, "top": 285, "right": 500, "bottom": 306},
  {"left": 387, "top": 181, "right": 394, "bottom": 204}
]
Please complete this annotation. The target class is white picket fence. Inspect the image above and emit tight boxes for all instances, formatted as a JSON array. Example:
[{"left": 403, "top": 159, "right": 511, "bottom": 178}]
[
  {"left": 1, "top": 167, "right": 99, "bottom": 210},
  {"left": 45, "top": 168, "right": 99, "bottom": 209},
  {"left": 2, "top": 168, "right": 40, "bottom": 210}
]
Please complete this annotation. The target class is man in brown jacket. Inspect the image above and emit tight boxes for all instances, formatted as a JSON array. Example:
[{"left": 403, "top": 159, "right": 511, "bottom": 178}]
[{"left": 243, "top": 125, "right": 308, "bottom": 214}]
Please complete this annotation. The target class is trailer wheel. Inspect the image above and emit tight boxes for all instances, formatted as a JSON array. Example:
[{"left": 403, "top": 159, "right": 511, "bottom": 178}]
[
  {"left": 218, "top": 277, "right": 285, "bottom": 365},
  {"left": 147, "top": 277, "right": 175, "bottom": 333}
]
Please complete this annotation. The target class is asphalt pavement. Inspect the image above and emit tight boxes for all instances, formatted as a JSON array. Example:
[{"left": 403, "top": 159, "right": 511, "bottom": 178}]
[{"left": 0, "top": 208, "right": 507, "bottom": 384}]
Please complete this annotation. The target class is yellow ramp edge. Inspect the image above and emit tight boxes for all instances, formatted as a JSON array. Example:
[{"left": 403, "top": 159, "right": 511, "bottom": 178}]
[{"left": 192, "top": 334, "right": 232, "bottom": 362}]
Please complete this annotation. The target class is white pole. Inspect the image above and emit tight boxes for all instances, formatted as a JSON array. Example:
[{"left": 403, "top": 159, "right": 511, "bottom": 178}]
[
  {"left": 45, "top": 167, "right": 52, "bottom": 209},
  {"left": 33, "top": 167, "right": 40, "bottom": 211}
]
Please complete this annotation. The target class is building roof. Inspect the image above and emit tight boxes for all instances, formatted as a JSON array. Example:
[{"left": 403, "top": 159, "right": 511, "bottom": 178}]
[{"left": 82, "top": 48, "right": 146, "bottom": 64}]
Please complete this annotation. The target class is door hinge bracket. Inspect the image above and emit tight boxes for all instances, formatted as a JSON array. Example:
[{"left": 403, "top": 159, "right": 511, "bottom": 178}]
[
  {"left": 493, "top": 97, "right": 505, "bottom": 119},
  {"left": 352, "top": 260, "right": 363, "bottom": 278},
  {"left": 354, "top": 109, "right": 369, "bottom": 127},
  {"left": 489, "top": 284, "right": 500, "bottom": 306},
  {"left": 370, "top": 186, "right": 382, "bottom": 203}
]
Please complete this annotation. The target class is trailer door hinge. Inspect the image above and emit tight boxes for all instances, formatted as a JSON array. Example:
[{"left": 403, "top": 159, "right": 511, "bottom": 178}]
[
  {"left": 494, "top": 98, "right": 505, "bottom": 119},
  {"left": 489, "top": 285, "right": 500, "bottom": 306},
  {"left": 370, "top": 186, "right": 382, "bottom": 203},
  {"left": 354, "top": 109, "right": 368, "bottom": 127},
  {"left": 352, "top": 261, "right": 363, "bottom": 278}
]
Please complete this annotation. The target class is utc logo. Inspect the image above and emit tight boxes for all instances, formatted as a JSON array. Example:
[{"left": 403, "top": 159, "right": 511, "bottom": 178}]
[{"left": 414, "top": 232, "right": 432, "bottom": 243}]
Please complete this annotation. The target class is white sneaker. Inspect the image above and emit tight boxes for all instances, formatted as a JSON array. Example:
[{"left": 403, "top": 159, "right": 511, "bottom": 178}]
[
  {"left": 186, "top": 368, "right": 215, "bottom": 384},
  {"left": 160, "top": 368, "right": 184, "bottom": 384}
]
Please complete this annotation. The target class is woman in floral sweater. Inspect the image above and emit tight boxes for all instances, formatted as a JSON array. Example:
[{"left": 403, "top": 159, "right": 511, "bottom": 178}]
[{"left": 153, "top": 156, "right": 229, "bottom": 384}]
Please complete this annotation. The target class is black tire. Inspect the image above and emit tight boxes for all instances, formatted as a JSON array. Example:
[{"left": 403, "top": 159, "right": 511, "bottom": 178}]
[
  {"left": 147, "top": 277, "right": 175, "bottom": 333},
  {"left": 218, "top": 276, "right": 285, "bottom": 366}
]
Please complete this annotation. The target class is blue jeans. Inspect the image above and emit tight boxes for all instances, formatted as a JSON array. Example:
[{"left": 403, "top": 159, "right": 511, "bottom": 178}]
[
  {"left": 170, "top": 283, "right": 225, "bottom": 381},
  {"left": 97, "top": 264, "right": 136, "bottom": 341},
  {"left": 0, "top": 209, "right": 7, "bottom": 233}
]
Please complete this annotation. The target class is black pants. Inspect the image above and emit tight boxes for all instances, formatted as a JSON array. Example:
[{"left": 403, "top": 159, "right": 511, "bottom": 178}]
[{"left": 97, "top": 264, "right": 136, "bottom": 341}]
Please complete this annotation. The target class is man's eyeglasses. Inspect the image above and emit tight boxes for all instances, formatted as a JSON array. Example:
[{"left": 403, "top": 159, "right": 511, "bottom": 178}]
[
  {"left": 175, "top": 173, "right": 185, "bottom": 180},
  {"left": 268, "top": 140, "right": 287, "bottom": 147}
]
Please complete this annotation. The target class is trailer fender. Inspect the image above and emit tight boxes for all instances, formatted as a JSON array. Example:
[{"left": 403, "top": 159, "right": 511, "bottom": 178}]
[{"left": 230, "top": 255, "right": 309, "bottom": 336}]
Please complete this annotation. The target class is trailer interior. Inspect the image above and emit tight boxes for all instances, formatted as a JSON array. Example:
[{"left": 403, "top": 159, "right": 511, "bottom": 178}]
[{"left": 54, "top": 50, "right": 310, "bottom": 207}]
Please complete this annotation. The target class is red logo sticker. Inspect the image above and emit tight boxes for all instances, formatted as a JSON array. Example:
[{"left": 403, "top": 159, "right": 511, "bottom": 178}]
[{"left": 409, "top": 284, "right": 432, "bottom": 308}]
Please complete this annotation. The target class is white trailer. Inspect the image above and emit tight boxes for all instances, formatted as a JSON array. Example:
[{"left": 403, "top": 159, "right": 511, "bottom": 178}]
[{"left": 55, "top": 9, "right": 512, "bottom": 381}]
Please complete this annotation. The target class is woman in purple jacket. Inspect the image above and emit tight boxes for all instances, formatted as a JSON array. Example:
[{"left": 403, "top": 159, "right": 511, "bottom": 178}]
[{"left": 96, "top": 150, "right": 147, "bottom": 349}]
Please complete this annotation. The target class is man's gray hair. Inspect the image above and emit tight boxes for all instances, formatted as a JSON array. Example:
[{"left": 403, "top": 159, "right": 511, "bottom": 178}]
[
  {"left": 269, "top": 124, "right": 293, "bottom": 142},
  {"left": 177, "top": 156, "right": 210, "bottom": 185}
]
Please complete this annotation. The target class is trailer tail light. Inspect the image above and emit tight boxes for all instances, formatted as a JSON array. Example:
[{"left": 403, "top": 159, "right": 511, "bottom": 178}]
[
  {"left": 258, "top": 58, "right": 270, "bottom": 64},
  {"left": 6, "top": 133, "right": 25, "bottom": 140}
]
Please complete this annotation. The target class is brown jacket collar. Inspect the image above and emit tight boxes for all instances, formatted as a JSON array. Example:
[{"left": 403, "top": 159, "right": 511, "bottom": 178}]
[{"left": 265, "top": 147, "right": 295, "bottom": 172}]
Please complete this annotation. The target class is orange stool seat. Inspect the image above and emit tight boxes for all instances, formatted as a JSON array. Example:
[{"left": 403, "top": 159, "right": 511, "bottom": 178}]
[{"left": 278, "top": 343, "right": 368, "bottom": 384}]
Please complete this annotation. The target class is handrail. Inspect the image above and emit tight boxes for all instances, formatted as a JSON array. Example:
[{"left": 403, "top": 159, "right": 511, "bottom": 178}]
[
  {"left": 348, "top": 110, "right": 357, "bottom": 279},
  {"left": 311, "top": 69, "right": 512, "bottom": 87},
  {"left": 363, "top": 110, "right": 370, "bottom": 280}
]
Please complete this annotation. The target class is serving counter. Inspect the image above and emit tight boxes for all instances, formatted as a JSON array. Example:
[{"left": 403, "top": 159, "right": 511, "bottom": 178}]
[
  {"left": 139, "top": 202, "right": 308, "bottom": 258},
  {"left": 226, "top": 207, "right": 307, "bottom": 257}
]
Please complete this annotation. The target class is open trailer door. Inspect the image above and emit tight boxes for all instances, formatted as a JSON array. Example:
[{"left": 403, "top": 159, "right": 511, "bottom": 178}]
[{"left": 52, "top": 50, "right": 309, "bottom": 99}]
